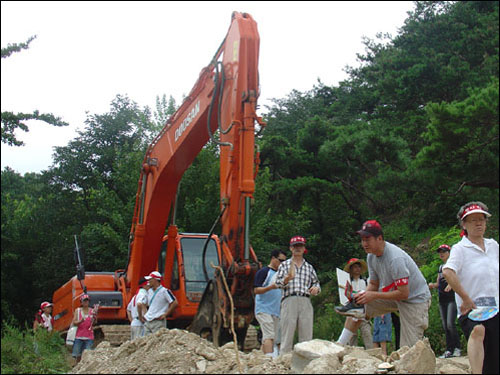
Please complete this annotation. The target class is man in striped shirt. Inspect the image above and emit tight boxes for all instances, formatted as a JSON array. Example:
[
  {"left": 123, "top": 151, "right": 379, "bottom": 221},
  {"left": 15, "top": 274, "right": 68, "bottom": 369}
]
[{"left": 275, "top": 236, "right": 321, "bottom": 354}]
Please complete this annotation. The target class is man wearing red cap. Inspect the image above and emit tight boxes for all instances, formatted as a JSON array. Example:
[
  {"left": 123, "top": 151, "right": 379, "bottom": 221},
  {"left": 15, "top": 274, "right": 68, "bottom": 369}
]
[
  {"left": 275, "top": 236, "right": 321, "bottom": 354},
  {"left": 143, "top": 271, "right": 178, "bottom": 335},
  {"left": 335, "top": 220, "right": 431, "bottom": 349},
  {"left": 33, "top": 301, "right": 55, "bottom": 331},
  {"left": 443, "top": 201, "right": 498, "bottom": 374},
  {"left": 126, "top": 277, "right": 151, "bottom": 340}
]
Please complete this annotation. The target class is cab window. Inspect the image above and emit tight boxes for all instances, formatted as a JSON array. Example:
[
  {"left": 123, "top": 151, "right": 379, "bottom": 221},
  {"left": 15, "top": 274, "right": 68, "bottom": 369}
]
[{"left": 180, "top": 237, "right": 219, "bottom": 300}]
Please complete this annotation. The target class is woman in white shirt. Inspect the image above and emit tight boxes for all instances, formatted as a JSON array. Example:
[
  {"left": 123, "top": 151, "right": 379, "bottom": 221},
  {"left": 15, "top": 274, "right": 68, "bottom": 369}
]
[{"left": 443, "top": 201, "right": 498, "bottom": 375}]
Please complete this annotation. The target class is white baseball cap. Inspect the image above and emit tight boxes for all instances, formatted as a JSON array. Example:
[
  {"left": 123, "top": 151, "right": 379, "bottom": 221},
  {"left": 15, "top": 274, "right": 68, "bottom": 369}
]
[{"left": 145, "top": 271, "right": 162, "bottom": 280}]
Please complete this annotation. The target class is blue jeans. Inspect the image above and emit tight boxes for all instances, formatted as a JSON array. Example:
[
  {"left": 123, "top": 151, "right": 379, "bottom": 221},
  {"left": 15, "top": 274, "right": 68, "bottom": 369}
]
[
  {"left": 72, "top": 338, "right": 94, "bottom": 358},
  {"left": 438, "top": 300, "right": 460, "bottom": 352}
]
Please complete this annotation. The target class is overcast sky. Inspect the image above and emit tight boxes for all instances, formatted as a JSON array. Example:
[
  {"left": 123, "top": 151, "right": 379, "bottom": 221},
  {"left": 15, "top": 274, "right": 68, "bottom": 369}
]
[{"left": 1, "top": 1, "right": 415, "bottom": 174}]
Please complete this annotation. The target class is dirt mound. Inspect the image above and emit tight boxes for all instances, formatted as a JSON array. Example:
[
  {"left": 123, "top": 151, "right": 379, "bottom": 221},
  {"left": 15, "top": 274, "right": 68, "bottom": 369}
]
[
  {"left": 70, "top": 329, "right": 471, "bottom": 374},
  {"left": 70, "top": 328, "right": 291, "bottom": 374}
]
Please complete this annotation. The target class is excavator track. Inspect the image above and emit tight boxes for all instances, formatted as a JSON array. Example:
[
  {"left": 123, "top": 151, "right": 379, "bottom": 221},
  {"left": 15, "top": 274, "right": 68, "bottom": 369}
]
[{"left": 243, "top": 324, "right": 260, "bottom": 352}]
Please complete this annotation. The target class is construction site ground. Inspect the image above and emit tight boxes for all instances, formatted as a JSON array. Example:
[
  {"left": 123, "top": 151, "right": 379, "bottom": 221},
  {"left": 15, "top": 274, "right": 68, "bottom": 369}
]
[{"left": 69, "top": 327, "right": 472, "bottom": 374}]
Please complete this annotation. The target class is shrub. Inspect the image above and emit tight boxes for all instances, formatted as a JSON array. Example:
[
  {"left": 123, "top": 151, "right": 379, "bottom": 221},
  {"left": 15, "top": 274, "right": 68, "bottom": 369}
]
[{"left": 1, "top": 322, "right": 71, "bottom": 374}]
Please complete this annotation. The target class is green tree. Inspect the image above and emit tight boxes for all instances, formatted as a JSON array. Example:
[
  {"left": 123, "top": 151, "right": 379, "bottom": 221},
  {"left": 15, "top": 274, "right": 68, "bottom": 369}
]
[
  {"left": 1, "top": 35, "right": 68, "bottom": 146},
  {"left": 47, "top": 94, "right": 154, "bottom": 271},
  {"left": 415, "top": 78, "right": 499, "bottom": 193},
  {"left": 154, "top": 94, "right": 177, "bottom": 129}
]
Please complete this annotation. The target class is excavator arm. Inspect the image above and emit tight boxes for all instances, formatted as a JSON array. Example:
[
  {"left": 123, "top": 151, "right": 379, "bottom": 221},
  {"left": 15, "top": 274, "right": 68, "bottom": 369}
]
[{"left": 121, "top": 12, "right": 264, "bottom": 345}]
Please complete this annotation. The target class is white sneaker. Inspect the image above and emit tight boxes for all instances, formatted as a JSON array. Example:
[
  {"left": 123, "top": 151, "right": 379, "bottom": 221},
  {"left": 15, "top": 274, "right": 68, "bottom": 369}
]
[
  {"left": 439, "top": 350, "right": 452, "bottom": 358},
  {"left": 452, "top": 348, "right": 461, "bottom": 357},
  {"left": 272, "top": 346, "right": 279, "bottom": 358}
]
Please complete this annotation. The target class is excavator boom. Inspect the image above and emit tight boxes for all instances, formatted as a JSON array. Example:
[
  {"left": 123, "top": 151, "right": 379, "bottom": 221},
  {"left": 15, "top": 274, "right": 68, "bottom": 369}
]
[
  {"left": 52, "top": 12, "right": 263, "bottom": 349},
  {"left": 125, "top": 10, "right": 261, "bottom": 291},
  {"left": 124, "top": 12, "right": 264, "bottom": 345}
]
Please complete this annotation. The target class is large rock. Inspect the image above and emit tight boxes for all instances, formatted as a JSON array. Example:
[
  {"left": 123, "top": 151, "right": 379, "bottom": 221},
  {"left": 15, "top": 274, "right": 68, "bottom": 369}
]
[
  {"left": 394, "top": 338, "right": 436, "bottom": 374},
  {"left": 302, "top": 353, "right": 341, "bottom": 374},
  {"left": 436, "top": 356, "right": 471, "bottom": 374},
  {"left": 340, "top": 357, "right": 382, "bottom": 374},
  {"left": 437, "top": 364, "right": 469, "bottom": 374},
  {"left": 340, "top": 348, "right": 383, "bottom": 374},
  {"left": 366, "top": 347, "right": 385, "bottom": 360},
  {"left": 388, "top": 345, "right": 410, "bottom": 362},
  {"left": 291, "top": 339, "right": 345, "bottom": 374}
]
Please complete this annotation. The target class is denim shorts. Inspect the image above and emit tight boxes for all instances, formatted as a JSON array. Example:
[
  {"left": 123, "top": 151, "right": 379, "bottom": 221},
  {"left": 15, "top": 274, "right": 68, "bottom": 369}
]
[
  {"left": 373, "top": 314, "right": 392, "bottom": 343},
  {"left": 72, "top": 338, "right": 94, "bottom": 357}
]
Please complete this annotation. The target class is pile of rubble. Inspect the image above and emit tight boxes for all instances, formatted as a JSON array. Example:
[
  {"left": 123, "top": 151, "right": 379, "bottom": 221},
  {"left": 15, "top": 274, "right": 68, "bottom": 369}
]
[
  {"left": 291, "top": 339, "right": 471, "bottom": 374},
  {"left": 71, "top": 328, "right": 289, "bottom": 374},
  {"left": 70, "top": 328, "right": 471, "bottom": 374}
]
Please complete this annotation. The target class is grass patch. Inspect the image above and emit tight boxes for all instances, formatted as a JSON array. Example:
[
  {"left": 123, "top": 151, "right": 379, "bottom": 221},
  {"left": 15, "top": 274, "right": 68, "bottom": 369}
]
[{"left": 1, "top": 322, "right": 72, "bottom": 374}]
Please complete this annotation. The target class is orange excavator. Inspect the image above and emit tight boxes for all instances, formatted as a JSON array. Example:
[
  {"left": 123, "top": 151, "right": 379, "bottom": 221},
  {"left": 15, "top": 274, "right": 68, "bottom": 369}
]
[{"left": 51, "top": 11, "right": 264, "bottom": 348}]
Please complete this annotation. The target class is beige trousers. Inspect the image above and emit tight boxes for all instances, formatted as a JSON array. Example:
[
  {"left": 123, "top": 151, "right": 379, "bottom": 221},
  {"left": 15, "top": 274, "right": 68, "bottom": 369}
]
[
  {"left": 365, "top": 298, "right": 430, "bottom": 348},
  {"left": 280, "top": 296, "right": 313, "bottom": 354},
  {"left": 144, "top": 319, "right": 166, "bottom": 335},
  {"left": 348, "top": 319, "right": 373, "bottom": 349}
]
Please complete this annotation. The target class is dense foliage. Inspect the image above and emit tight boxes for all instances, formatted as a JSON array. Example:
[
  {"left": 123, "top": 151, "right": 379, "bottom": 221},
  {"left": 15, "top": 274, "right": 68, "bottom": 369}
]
[
  {"left": 1, "top": 1, "right": 498, "bottom": 359},
  {"left": 1, "top": 323, "right": 71, "bottom": 374}
]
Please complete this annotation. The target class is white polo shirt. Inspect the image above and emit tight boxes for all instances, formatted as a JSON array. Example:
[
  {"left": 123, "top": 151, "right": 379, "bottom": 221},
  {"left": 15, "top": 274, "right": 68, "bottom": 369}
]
[
  {"left": 127, "top": 288, "right": 148, "bottom": 327},
  {"left": 144, "top": 286, "right": 176, "bottom": 322},
  {"left": 443, "top": 236, "right": 499, "bottom": 317}
]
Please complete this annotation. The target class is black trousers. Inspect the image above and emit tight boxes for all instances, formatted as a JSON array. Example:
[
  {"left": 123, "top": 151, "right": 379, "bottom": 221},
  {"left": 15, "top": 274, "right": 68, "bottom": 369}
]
[
  {"left": 439, "top": 300, "right": 461, "bottom": 352},
  {"left": 458, "top": 313, "right": 499, "bottom": 374}
]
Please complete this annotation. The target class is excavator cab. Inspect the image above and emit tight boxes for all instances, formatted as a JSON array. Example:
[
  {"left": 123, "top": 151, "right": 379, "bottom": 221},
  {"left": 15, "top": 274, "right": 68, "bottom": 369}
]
[{"left": 158, "top": 233, "right": 221, "bottom": 328}]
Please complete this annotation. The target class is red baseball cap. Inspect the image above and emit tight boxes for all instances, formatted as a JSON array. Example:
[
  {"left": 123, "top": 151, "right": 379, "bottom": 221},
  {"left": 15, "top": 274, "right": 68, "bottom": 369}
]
[
  {"left": 80, "top": 294, "right": 90, "bottom": 301},
  {"left": 356, "top": 220, "right": 383, "bottom": 237},
  {"left": 437, "top": 244, "right": 451, "bottom": 253},
  {"left": 40, "top": 301, "right": 53, "bottom": 309},
  {"left": 290, "top": 236, "right": 308, "bottom": 254},
  {"left": 290, "top": 236, "right": 306, "bottom": 246}
]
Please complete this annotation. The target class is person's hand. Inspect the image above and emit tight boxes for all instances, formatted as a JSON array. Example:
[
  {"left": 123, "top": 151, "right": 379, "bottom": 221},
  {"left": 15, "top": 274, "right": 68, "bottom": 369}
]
[
  {"left": 308, "top": 286, "right": 320, "bottom": 296},
  {"left": 284, "top": 264, "right": 295, "bottom": 283},
  {"left": 288, "top": 264, "right": 295, "bottom": 279},
  {"left": 268, "top": 283, "right": 278, "bottom": 291},
  {"left": 353, "top": 290, "right": 373, "bottom": 305},
  {"left": 444, "top": 285, "right": 452, "bottom": 293},
  {"left": 460, "top": 296, "right": 476, "bottom": 316}
]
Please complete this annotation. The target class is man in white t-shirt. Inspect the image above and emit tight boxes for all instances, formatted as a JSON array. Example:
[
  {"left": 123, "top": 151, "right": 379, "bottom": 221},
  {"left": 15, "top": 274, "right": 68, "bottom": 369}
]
[
  {"left": 143, "top": 271, "right": 178, "bottom": 335},
  {"left": 126, "top": 277, "right": 150, "bottom": 340}
]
